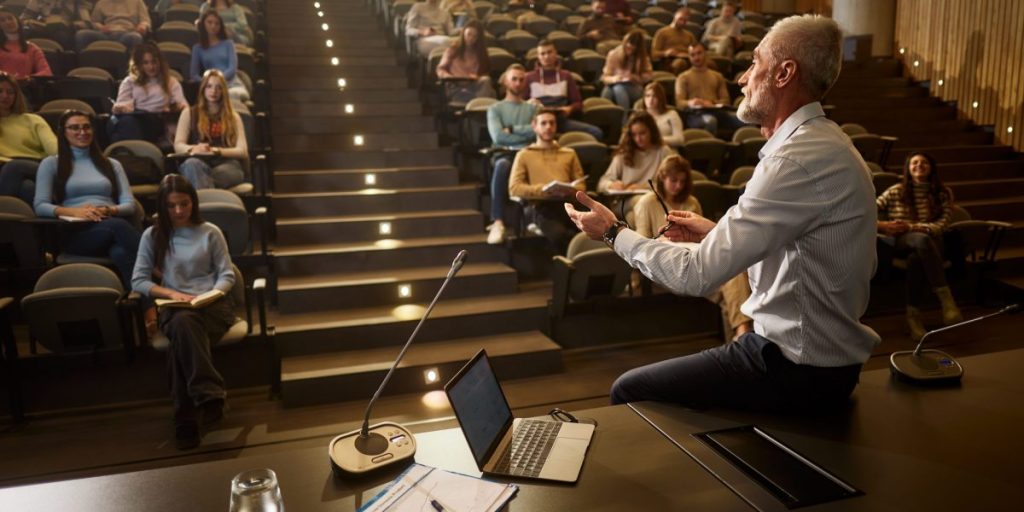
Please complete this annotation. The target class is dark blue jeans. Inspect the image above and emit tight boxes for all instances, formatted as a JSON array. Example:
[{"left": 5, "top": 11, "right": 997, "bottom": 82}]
[
  {"left": 611, "top": 332, "right": 862, "bottom": 412},
  {"left": 0, "top": 159, "right": 41, "bottom": 205},
  {"left": 62, "top": 217, "right": 141, "bottom": 288},
  {"left": 490, "top": 156, "right": 513, "bottom": 222}
]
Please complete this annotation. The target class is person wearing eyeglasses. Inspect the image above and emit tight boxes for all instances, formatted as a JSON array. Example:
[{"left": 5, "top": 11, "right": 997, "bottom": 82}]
[
  {"left": 0, "top": 72, "right": 57, "bottom": 204},
  {"left": 33, "top": 109, "right": 141, "bottom": 288}
]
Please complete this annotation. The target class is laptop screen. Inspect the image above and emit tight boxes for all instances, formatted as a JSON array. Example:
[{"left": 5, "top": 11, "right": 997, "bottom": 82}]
[{"left": 445, "top": 350, "right": 514, "bottom": 467}]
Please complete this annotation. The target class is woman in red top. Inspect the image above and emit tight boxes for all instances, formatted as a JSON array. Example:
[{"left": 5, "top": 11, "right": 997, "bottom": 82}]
[{"left": 0, "top": 8, "right": 52, "bottom": 80}]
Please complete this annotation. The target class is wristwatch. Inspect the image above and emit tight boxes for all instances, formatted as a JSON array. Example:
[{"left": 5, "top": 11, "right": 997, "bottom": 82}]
[{"left": 602, "top": 220, "right": 628, "bottom": 249}]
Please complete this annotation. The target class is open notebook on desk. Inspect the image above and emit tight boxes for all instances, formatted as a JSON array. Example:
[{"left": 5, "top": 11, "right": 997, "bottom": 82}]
[{"left": 360, "top": 463, "right": 517, "bottom": 512}]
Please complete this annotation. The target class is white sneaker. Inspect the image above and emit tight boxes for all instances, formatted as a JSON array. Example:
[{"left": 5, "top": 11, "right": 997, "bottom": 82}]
[
  {"left": 526, "top": 223, "right": 544, "bottom": 237},
  {"left": 487, "top": 223, "right": 506, "bottom": 244}
]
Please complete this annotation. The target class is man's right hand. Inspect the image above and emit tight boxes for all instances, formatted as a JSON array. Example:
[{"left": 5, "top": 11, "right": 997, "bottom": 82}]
[{"left": 662, "top": 210, "right": 715, "bottom": 243}]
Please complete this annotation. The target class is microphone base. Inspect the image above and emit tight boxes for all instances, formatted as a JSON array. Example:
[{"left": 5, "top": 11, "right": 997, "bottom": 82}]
[
  {"left": 890, "top": 349, "right": 963, "bottom": 385},
  {"left": 329, "top": 422, "right": 417, "bottom": 476}
]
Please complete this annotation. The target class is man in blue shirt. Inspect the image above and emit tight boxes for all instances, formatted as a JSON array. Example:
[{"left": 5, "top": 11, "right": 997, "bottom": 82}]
[{"left": 485, "top": 63, "right": 536, "bottom": 244}]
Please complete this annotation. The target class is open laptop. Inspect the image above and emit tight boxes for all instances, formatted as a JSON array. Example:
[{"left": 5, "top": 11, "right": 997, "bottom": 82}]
[{"left": 444, "top": 349, "right": 595, "bottom": 483}]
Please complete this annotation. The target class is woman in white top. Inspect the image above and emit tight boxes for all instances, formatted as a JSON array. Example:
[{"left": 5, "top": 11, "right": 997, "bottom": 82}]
[
  {"left": 640, "top": 82, "right": 684, "bottom": 147},
  {"left": 598, "top": 111, "right": 675, "bottom": 215},
  {"left": 110, "top": 41, "right": 189, "bottom": 146}
]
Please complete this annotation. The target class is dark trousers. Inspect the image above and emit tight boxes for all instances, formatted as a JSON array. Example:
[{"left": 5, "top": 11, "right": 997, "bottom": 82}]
[
  {"left": 611, "top": 332, "right": 862, "bottom": 413},
  {"left": 159, "top": 295, "right": 235, "bottom": 420},
  {"left": 895, "top": 231, "right": 948, "bottom": 306},
  {"left": 62, "top": 217, "right": 141, "bottom": 288},
  {"left": 528, "top": 201, "right": 578, "bottom": 255},
  {"left": 0, "top": 159, "right": 42, "bottom": 205}
]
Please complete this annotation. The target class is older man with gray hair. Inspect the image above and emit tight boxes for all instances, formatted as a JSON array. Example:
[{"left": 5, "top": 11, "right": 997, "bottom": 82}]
[{"left": 565, "top": 15, "right": 880, "bottom": 412}]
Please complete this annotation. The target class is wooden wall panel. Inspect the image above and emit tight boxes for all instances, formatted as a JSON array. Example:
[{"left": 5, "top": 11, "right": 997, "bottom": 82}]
[{"left": 895, "top": 0, "right": 1024, "bottom": 151}]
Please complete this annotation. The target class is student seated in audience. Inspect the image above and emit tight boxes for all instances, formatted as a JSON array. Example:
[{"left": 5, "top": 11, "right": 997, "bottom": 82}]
[
  {"left": 524, "top": 39, "right": 602, "bottom": 140},
  {"left": 110, "top": 41, "right": 189, "bottom": 146},
  {"left": 0, "top": 72, "right": 57, "bottom": 204},
  {"left": 598, "top": 111, "right": 674, "bottom": 214},
  {"left": 131, "top": 174, "right": 235, "bottom": 451},
  {"left": 440, "top": 0, "right": 475, "bottom": 28},
  {"left": 405, "top": 0, "right": 455, "bottom": 58},
  {"left": 0, "top": 8, "right": 53, "bottom": 80},
  {"left": 20, "top": 0, "right": 92, "bottom": 53},
  {"left": 674, "top": 42, "right": 731, "bottom": 135},
  {"left": 199, "top": 0, "right": 253, "bottom": 47},
  {"left": 639, "top": 82, "right": 684, "bottom": 147},
  {"left": 33, "top": 109, "right": 141, "bottom": 287},
  {"left": 155, "top": 0, "right": 204, "bottom": 19},
  {"left": 876, "top": 152, "right": 962, "bottom": 340},
  {"left": 702, "top": 1, "right": 741, "bottom": 58},
  {"left": 600, "top": 29, "right": 652, "bottom": 115},
  {"left": 509, "top": 108, "right": 586, "bottom": 254},
  {"left": 174, "top": 69, "right": 247, "bottom": 190},
  {"left": 633, "top": 155, "right": 753, "bottom": 339},
  {"left": 485, "top": 63, "right": 536, "bottom": 245},
  {"left": 576, "top": 0, "right": 626, "bottom": 49},
  {"left": 436, "top": 20, "right": 494, "bottom": 105},
  {"left": 192, "top": 10, "right": 249, "bottom": 102},
  {"left": 651, "top": 8, "right": 697, "bottom": 75},
  {"left": 603, "top": 0, "right": 633, "bottom": 24},
  {"left": 75, "top": 0, "right": 151, "bottom": 53}
]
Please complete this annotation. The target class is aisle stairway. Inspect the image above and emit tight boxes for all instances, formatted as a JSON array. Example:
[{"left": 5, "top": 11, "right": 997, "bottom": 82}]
[
  {"left": 265, "top": 0, "right": 561, "bottom": 407},
  {"left": 826, "top": 59, "right": 1024, "bottom": 281}
]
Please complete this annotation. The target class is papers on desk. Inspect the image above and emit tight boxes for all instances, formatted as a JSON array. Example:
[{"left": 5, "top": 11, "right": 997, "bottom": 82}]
[
  {"left": 541, "top": 176, "right": 587, "bottom": 196},
  {"left": 360, "top": 463, "right": 517, "bottom": 512},
  {"left": 58, "top": 216, "right": 91, "bottom": 222}
]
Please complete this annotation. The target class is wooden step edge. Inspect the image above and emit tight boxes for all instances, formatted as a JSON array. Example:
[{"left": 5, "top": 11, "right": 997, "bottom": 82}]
[
  {"left": 276, "top": 262, "right": 514, "bottom": 291},
  {"left": 281, "top": 331, "right": 559, "bottom": 382},
  {"left": 272, "top": 183, "right": 480, "bottom": 200},
  {"left": 275, "top": 209, "right": 481, "bottom": 226},
  {"left": 958, "top": 195, "right": 1024, "bottom": 207},
  {"left": 274, "top": 165, "right": 457, "bottom": 176},
  {"left": 272, "top": 234, "right": 489, "bottom": 257}
]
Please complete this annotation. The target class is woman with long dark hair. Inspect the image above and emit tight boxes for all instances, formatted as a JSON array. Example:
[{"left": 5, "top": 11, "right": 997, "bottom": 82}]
[
  {"left": 600, "top": 29, "right": 652, "bottom": 113},
  {"left": 198, "top": 0, "right": 253, "bottom": 46},
  {"left": 132, "top": 174, "right": 235, "bottom": 450},
  {"left": 110, "top": 41, "right": 189, "bottom": 145},
  {"left": 599, "top": 111, "right": 674, "bottom": 194},
  {"left": 877, "top": 151, "right": 962, "bottom": 340},
  {"left": 640, "top": 82, "right": 685, "bottom": 147},
  {"left": 0, "top": 7, "right": 52, "bottom": 79},
  {"left": 174, "top": 69, "right": 247, "bottom": 189},
  {"left": 33, "top": 110, "right": 140, "bottom": 287},
  {"left": 436, "top": 20, "right": 494, "bottom": 104},
  {"left": 0, "top": 72, "right": 56, "bottom": 203},
  {"left": 190, "top": 10, "right": 248, "bottom": 101}
]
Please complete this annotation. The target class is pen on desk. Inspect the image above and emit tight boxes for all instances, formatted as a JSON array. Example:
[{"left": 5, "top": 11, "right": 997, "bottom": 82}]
[
  {"left": 647, "top": 179, "right": 674, "bottom": 238},
  {"left": 430, "top": 498, "right": 458, "bottom": 512}
]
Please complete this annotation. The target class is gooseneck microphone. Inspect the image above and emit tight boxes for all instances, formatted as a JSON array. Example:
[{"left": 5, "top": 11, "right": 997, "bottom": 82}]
[
  {"left": 329, "top": 251, "right": 468, "bottom": 476},
  {"left": 890, "top": 303, "right": 1019, "bottom": 384}
]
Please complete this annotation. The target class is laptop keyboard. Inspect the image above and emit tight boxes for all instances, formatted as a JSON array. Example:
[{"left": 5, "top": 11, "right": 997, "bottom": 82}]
[{"left": 493, "top": 420, "right": 562, "bottom": 477}]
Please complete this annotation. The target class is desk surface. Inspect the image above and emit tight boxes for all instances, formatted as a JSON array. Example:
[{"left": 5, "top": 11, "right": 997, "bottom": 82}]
[
  {"left": 0, "top": 404, "right": 750, "bottom": 511},
  {"left": 3, "top": 349, "right": 1023, "bottom": 511}
]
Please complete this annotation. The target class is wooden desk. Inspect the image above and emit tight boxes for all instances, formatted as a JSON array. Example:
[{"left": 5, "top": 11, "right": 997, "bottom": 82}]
[
  {"left": 632, "top": 348, "right": 1024, "bottom": 512},
  {"left": 0, "top": 404, "right": 751, "bottom": 511}
]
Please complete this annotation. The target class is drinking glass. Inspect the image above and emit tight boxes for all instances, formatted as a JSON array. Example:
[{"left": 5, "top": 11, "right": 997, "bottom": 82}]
[{"left": 228, "top": 468, "right": 284, "bottom": 512}]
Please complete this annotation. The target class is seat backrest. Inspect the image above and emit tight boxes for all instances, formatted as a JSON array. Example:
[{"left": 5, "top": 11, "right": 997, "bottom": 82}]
[
  {"left": 683, "top": 128, "right": 715, "bottom": 141},
  {"left": 566, "top": 231, "right": 605, "bottom": 259},
  {"left": 0, "top": 197, "right": 42, "bottom": 269},
  {"left": 582, "top": 96, "right": 614, "bottom": 110},
  {"left": 39, "top": 98, "right": 96, "bottom": 115},
  {"left": 558, "top": 131, "right": 597, "bottom": 146},
  {"left": 30, "top": 37, "right": 63, "bottom": 52},
  {"left": 105, "top": 140, "right": 166, "bottom": 171},
  {"left": 691, "top": 169, "right": 709, "bottom": 182},
  {"left": 732, "top": 125, "right": 762, "bottom": 143},
  {"left": 730, "top": 166, "right": 755, "bottom": 186},
  {"left": 198, "top": 190, "right": 249, "bottom": 255},
  {"left": 682, "top": 138, "right": 729, "bottom": 175},
  {"left": 22, "top": 263, "right": 126, "bottom": 354},
  {"left": 566, "top": 247, "right": 632, "bottom": 303},
  {"left": 67, "top": 66, "right": 115, "bottom": 81},
  {"left": 841, "top": 123, "right": 869, "bottom": 136}
]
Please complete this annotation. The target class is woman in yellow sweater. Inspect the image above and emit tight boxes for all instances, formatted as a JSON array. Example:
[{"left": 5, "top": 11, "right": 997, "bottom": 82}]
[{"left": 0, "top": 72, "right": 57, "bottom": 203}]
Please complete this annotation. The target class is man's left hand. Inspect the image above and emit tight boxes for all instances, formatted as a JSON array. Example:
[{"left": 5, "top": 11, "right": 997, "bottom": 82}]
[{"left": 564, "top": 191, "right": 617, "bottom": 240}]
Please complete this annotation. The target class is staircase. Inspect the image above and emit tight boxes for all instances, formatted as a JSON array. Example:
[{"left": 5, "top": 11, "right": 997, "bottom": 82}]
[
  {"left": 827, "top": 59, "right": 1024, "bottom": 285},
  {"left": 265, "top": 0, "right": 561, "bottom": 407}
]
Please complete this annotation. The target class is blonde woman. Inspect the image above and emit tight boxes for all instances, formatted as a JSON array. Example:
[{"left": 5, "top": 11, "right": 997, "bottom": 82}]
[{"left": 174, "top": 69, "right": 247, "bottom": 189}]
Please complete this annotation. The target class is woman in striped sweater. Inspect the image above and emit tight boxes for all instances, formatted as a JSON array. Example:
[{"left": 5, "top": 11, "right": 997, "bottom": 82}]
[{"left": 876, "top": 152, "right": 961, "bottom": 340}]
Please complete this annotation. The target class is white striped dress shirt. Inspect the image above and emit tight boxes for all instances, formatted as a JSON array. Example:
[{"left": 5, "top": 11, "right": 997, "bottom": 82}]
[{"left": 614, "top": 102, "right": 881, "bottom": 366}]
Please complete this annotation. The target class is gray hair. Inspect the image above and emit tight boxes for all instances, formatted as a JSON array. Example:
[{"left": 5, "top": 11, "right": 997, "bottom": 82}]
[{"left": 762, "top": 14, "right": 842, "bottom": 100}]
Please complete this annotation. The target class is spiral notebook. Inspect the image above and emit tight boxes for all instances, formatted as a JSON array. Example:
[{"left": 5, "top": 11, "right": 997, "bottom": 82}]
[{"left": 359, "top": 463, "right": 517, "bottom": 512}]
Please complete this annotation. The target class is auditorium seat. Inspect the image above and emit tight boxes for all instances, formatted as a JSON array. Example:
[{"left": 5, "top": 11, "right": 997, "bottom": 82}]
[
  {"left": 550, "top": 232, "right": 633, "bottom": 326},
  {"left": 521, "top": 14, "right": 557, "bottom": 38}
]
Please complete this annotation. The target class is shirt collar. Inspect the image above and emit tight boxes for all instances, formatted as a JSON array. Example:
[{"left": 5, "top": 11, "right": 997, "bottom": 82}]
[{"left": 758, "top": 102, "right": 826, "bottom": 160}]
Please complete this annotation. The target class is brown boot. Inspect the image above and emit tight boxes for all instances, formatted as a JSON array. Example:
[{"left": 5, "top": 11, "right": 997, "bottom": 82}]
[
  {"left": 934, "top": 286, "right": 963, "bottom": 325},
  {"left": 906, "top": 306, "right": 926, "bottom": 342}
]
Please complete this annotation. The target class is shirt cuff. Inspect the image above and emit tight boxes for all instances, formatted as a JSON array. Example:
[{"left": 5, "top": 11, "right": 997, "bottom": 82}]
[{"left": 613, "top": 228, "right": 645, "bottom": 260}]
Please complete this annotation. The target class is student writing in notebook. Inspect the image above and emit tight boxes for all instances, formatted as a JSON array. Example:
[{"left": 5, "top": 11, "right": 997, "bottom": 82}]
[{"left": 131, "top": 174, "right": 235, "bottom": 450}]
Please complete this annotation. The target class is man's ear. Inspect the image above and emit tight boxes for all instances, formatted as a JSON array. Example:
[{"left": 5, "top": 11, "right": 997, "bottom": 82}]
[{"left": 775, "top": 59, "right": 798, "bottom": 89}]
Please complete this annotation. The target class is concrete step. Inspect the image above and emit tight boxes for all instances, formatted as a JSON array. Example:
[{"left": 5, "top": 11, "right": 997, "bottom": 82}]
[
  {"left": 272, "top": 184, "right": 478, "bottom": 217},
  {"left": 831, "top": 105, "right": 958, "bottom": 124},
  {"left": 272, "top": 75, "right": 407, "bottom": 91},
  {"left": 272, "top": 148, "right": 453, "bottom": 170},
  {"left": 269, "top": 35, "right": 390, "bottom": 47},
  {"left": 958, "top": 196, "right": 1024, "bottom": 222},
  {"left": 274, "top": 166, "right": 458, "bottom": 193},
  {"left": 827, "top": 86, "right": 927, "bottom": 99},
  {"left": 275, "top": 209, "right": 483, "bottom": 245},
  {"left": 274, "top": 131, "right": 439, "bottom": 152},
  {"left": 280, "top": 330, "right": 561, "bottom": 407},
  {"left": 889, "top": 145, "right": 1016, "bottom": 164},
  {"left": 271, "top": 115, "right": 434, "bottom": 135},
  {"left": 273, "top": 234, "right": 505, "bottom": 276},
  {"left": 948, "top": 178, "right": 1024, "bottom": 202},
  {"left": 268, "top": 46, "right": 396, "bottom": 59},
  {"left": 271, "top": 63, "right": 405, "bottom": 79},
  {"left": 889, "top": 130, "right": 994, "bottom": 148},
  {"left": 270, "top": 88, "right": 419, "bottom": 103},
  {"left": 269, "top": 56, "right": 400, "bottom": 67},
  {"left": 826, "top": 96, "right": 941, "bottom": 110},
  {"left": 271, "top": 286, "right": 550, "bottom": 356},
  {"left": 939, "top": 160, "right": 1024, "bottom": 182},
  {"left": 832, "top": 76, "right": 912, "bottom": 88},
  {"left": 276, "top": 262, "right": 517, "bottom": 313},
  {"left": 838, "top": 59, "right": 904, "bottom": 77},
  {"left": 270, "top": 100, "right": 423, "bottom": 115}
]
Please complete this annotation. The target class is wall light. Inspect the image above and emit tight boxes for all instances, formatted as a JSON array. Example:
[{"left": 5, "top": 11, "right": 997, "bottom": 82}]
[
  {"left": 326, "top": 39, "right": 333, "bottom": 47},
  {"left": 424, "top": 368, "right": 440, "bottom": 385},
  {"left": 1008, "top": 126, "right": 1015, "bottom": 134},
  {"left": 354, "top": 135, "right": 365, "bottom": 146},
  {"left": 913, "top": 60, "right": 920, "bottom": 67},
  {"left": 331, "top": 57, "right": 339, "bottom": 66},
  {"left": 398, "top": 284, "right": 412, "bottom": 298},
  {"left": 972, "top": 101, "right": 979, "bottom": 109},
  {"left": 937, "top": 79, "right": 944, "bottom": 86},
  {"left": 379, "top": 222, "right": 392, "bottom": 235},
  {"left": 337, "top": 78, "right": 347, "bottom": 89},
  {"left": 365, "top": 173, "right": 376, "bottom": 185},
  {"left": 318, "top": 11, "right": 324, "bottom": 17},
  {"left": 344, "top": 104, "right": 354, "bottom": 114},
  {"left": 321, "top": 23, "right": 329, "bottom": 31},
  {"left": 314, "top": 2, "right": 320, "bottom": 8},
  {"left": 899, "top": 47, "right": 906, "bottom": 55}
]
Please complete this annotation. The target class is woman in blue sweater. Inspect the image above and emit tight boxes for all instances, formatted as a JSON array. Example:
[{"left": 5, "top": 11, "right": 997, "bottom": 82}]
[
  {"left": 132, "top": 174, "right": 235, "bottom": 450},
  {"left": 190, "top": 10, "right": 249, "bottom": 102},
  {"left": 33, "top": 110, "right": 140, "bottom": 287}
]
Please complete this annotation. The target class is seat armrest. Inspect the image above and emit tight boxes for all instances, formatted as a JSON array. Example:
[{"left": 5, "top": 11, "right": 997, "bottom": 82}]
[
  {"left": 549, "top": 256, "right": 575, "bottom": 322},
  {"left": 254, "top": 206, "right": 269, "bottom": 256},
  {"left": 253, "top": 278, "right": 268, "bottom": 338}
]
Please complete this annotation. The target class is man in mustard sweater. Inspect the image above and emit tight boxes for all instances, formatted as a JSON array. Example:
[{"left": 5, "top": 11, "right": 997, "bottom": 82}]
[{"left": 508, "top": 109, "right": 585, "bottom": 254}]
